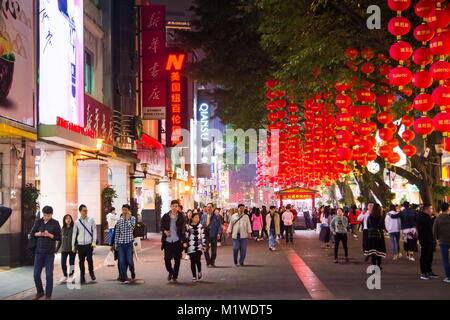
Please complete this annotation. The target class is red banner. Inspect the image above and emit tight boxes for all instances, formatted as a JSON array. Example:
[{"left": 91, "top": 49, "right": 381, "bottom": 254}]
[
  {"left": 141, "top": 6, "right": 166, "bottom": 30},
  {"left": 84, "top": 94, "right": 113, "bottom": 145},
  {"left": 142, "top": 30, "right": 166, "bottom": 56},
  {"left": 142, "top": 82, "right": 167, "bottom": 108},
  {"left": 142, "top": 56, "right": 167, "bottom": 81}
]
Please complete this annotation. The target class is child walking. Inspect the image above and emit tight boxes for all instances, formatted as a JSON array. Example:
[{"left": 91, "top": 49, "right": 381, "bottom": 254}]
[{"left": 185, "top": 213, "right": 206, "bottom": 282}]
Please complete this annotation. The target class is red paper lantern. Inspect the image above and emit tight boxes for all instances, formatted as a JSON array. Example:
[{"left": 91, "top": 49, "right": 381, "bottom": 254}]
[
  {"left": 287, "top": 104, "right": 299, "bottom": 113},
  {"left": 413, "top": 117, "right": 435, "bottom": 135},
  {"left": 336, "top": 130, "right": 353, "bottom": 144},
  {"left": 388, "top": 17, "right": 411, "bottom": 36},
  {"left": 380, "top": 64, "right": 393, "bottom": 76},
  {"left": 413, "top": 48, "right": 433, "bottom": 66},
  {"left": 430, "top": 61, "right": 450, "bottom": 81},
  {"left": 266, "top": 101, "right": 277, "bottom": 111},
  {"left": 388, "top": 152, "right": 401, "bottom": 164},
  {"left": 413, "top": 23, "right": 435, "bottom": 43},
  {"left": 430, "top": 34, "right": 450, "bottom": 56},
  {"left": 335, "top": 80, "right": 353, "bottom": 92},
  {"left": 361, "top": 62, "right": 375, "bottom": 74},
  {"left": 377, "top": 94, "right": 396, "bottom": 108},
  {"left": 414, "top": 0, "right": 435, "bottom": 18},
  {"left": 433, "top": 112, "right": 450, "bottom": 132},
  {"left": 402, "top": 115, "right": 415, "bottom": 127},
  {"left": 357, "top": 157, "right": 369, "bottom": 167},
  {"left": 432, "top": 85, "right": 450, "bottom": 106},
  {"left": 414, "top": 93, "right": 435, "bottom": 112},
  {"left": 367, "top": 151, "right": 377, "bottom": 161},
  {"left": 361, "top": 48, "right": 375, "bottom": 60},
  {"left": 388, "top": 0, "right": 411, "bottom": 12},
  {"left": 276, "top": 90, "right": 285, "bottom": 97},
  {"left": 403, "top": 145, "right": 417, "bottom": 157},
  {"left": 277, "top": 110, "right": 287, "bottom": 119},
  {"left": 378, "top": 111, "right": 394, "bottom": 124},
  {"left": 266, "top": 79, "right": 279, "bottom": 88},
  {"left": 268, "top": 113, "right": 278, "bottom": 122},
  {"left": 344, "top": 47, "right": 358, "bottom": 59},
  {"left": 379, "top": 145, "right": 394, "bottom": 158},
  {"left": 413, "top": 70, "right": 433, "bottom": 89},
  {"left": 389, "top": 66, "right": 413, "bottom": 87},
  {"left": 356, "top": 106, "right": 374, "bottom": 119},
  {"left": 387, "top": 122, "right": 398, "bottom": 133},
  {"left": 358, "top": 122, "right": 376, "bottom": 136},
  {"left": 426, "top": 9, "right": 450, "bottom": 30},
  {"left": 387, "top": 138, "right": 399, "bottom": 149},
  {"left": 379, "top": 128, "right": 395, "bottom": 141},
  {"left": 277, "top": 121, "right": 287, "bottom": 131},
  {"left": 336, "top": 113, "right": 353, "bottom": 127},
  {"left": 390, "top": 41, "right": 413, "bottom": 62},
  {"left": 276, "top": 99, "right": 287, "bottom": 108},
  {"left": 288, "top": 115, "right": 299, "bottom": 124},
  {"left": 402, "top": 129, "right": 416, "bottom": 142},
  {"left": 266, "top": 91, "right": 276, "bottom": 100},
  {"left": 356, "top": 89, "right": 376, "bottom": 103},
  {"left": 337, "top": 148, "right": 353, "bottom": 161},
  {"left": 335, "top": 95, "right": 352, "bottom": 109}
]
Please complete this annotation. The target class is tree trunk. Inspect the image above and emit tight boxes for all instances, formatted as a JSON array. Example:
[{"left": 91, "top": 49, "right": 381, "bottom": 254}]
[{"left": 336, "top": 179, "right": 356, "bottom": 205}]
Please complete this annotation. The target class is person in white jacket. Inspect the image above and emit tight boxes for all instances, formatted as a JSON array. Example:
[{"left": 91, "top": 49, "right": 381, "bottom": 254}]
[
  {"left": 385, "top": 204, "right": 402, "bottom": 260},
  {"left": 227, "top": 204, "right": 253, "bottom": 266}
]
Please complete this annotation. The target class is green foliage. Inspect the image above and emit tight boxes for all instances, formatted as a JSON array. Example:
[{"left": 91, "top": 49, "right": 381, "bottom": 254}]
[
  {"left": 1, "top": 53, "right": 15, "bottom": 61},
  {"left": 102, "top": 185, "right": 118, "bottom": 209},
  {"left": 23, "top": 184, "right": 40, "bottom": 216},
  {"left": 357, "top": 196, "right": 367, "bottom": 204},
  {"left": 384, "top": 192, "right": 396, "bottom": 205},
  {"left": 432, "top": 185, "right": 450, "bottom": 201},
  {"left": 155, "top": 194, "right": 162, "bottom": 216}
]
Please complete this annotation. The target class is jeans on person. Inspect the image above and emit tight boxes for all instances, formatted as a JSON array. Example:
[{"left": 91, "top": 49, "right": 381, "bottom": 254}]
[
  {"left": 118, "top": 242, "right": 135, "bottom": 281},
  {"left": 204, "top": 236, "right": 218, "bottom": 266},
  {"left": 109, "top": 228, "right": 114, "bottom": 246},
  {"left": 34, "top": 253, "right": 55, "bottom": 297},
  {"left": 334, "top": 233, "right": 348, "bottom": 259},
  {"left": 189, "top": 251, "right": 202, "bottom": 277},
  {"left": 164, "top": 241, "right": 183, "bottom": 278},
  {"left": 61, "top": 251, "right": 76, "bottom": 277},
  {"left": 305, "top": 218, "right": 312, "bottom": 229},
  {"left": 389, "top": 232, "right": 401, "bottom": 255},
  {"left": 232, "top": 238, "right": 248, "bottom": 265},
  {"left": 269, "top": 229, "right": 277, "bottom": 249},
  {"left": 77, "top": 244, "right": 94, "bottom": 277},
  {"left": 439, "top": 244, "right": 450, "bottom": 278},
  {"left": 284, "top": 225, "right": 293, "bottom": 243}
]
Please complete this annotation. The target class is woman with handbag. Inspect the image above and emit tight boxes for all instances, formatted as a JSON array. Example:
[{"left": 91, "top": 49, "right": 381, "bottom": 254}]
[
  {"left": 319, "top": 206, "right": 332, "bottom": 248},
  {"left": 364, "top": 203, "right": 387, "bottom": 269}
]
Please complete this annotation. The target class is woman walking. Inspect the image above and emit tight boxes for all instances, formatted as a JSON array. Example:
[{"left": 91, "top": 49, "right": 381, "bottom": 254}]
[
  {"left": 385, "top": 204, "right": 401, "bottom": 260},
  {"left": 57, "top": 214, "right": 76, "bottom": 283},
  {"left": 348, "top": 204, "right": 361, "bottom": 240},
  {"left": 251, "top": 208, "right": 263, "bottom": 241},
  {"left": 282, "top": 205, "right": 294, "bottom": 244},
  {"left": 364, "top": 203, "right": 387, "bottom": 269},
  {"left": 330, "top": 208, "right": 349, "bottom": 263},
  {"left": 185, "top": 213, "right": 206, "bottom": 282},
  {"left": 319, "top": 206, "right": 332, "bottom": 248}
]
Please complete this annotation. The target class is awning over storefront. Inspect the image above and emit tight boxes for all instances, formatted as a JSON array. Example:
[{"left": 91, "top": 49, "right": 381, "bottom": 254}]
[
  {"left": 136, "top": 133, "right": 165, "bottom": 177},
  {"left": 275, "top": 187, "right": 319, "bottom": 208},
  {"left": 38, "top": 125, "right": 98, "bottom": 151},
  {"left": 0, "top": 123, "right": 37, "bottom": 140}
]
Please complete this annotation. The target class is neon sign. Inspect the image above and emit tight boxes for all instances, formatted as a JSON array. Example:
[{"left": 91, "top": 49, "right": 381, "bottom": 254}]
[{"left": 166, "top": 53, "right": 186, "bottom": 145}]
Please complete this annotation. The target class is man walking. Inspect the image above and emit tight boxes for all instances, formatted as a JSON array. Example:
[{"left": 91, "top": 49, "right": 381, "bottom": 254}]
[
  {"left": 417, "top": 204, "right": 438, "bottom": 280},
  {"left": 106, "top": 207, "right": 118, "bottom": 246},
  {"left": 113, "top": 204, "right": 136, "bottom": 283},
  {"left": 266, "top": 206, "right": 280, "bottom": 251},
  {"left": 433, "top": 202, "right": 450, "bottom": 283},
  {"left": 161, "top": 200, "right": 186, "bottom": 282},
  {"left": 228, "top": 204, "right": 253, "bottom": 266},
  {"left": 30, "top": 206, "right": 61, "bottom": 300},
  {"left": 201, "top": 203, "right": 222, "bottom": 267},
  {"left": 72, "top": 204, "right": 97, "bottom": 284},
  {"left": 282, "top": 205, "right": 294, "bottom": 244}
]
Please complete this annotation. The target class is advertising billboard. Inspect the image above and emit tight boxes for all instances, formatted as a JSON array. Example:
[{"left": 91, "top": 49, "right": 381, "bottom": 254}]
[
  {"left": 0, "top": 0, "right": 35, "bottom": 127},
  {"left": 38, "top": 0, "right": 84, "bottom": 126}
]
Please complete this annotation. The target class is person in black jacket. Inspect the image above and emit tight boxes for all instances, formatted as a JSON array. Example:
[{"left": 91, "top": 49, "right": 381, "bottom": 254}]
[
  {"left": 417, "top": 204, "right": 438, "bottom": 280},
  {"left": 29, "top": 206, "right": 62, "bottom": 300},
  {"left": 160, "top": 199, "right": 186, "bottom": 282}
]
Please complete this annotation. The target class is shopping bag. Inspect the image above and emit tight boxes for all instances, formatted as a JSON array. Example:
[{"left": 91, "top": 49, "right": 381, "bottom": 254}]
[
  {"left": 104, "top": 251, "right": 115, "bottom": 267},
  {"left": 133, "top": 237, "right": 142, "bottom": 252}
]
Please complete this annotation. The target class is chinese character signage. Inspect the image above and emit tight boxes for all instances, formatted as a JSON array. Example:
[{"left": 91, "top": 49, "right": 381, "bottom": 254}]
[
  {"left": 84, "top": 94, "right": 113, "bottom": 145},
  {"left": 38, "top": 0, "right": 84, "bottom": 126},
  {"left": 166, "top": 52, "right": 186, "bottom": 147},
  {"left": 0, "top": 0, "right": 35, "bottom": 127},
  {"left": 140, "top": 5, "right": 167, "bottom": 120}
]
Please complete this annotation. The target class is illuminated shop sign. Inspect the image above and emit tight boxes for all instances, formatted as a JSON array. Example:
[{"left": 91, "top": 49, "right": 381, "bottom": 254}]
[
  {"left": 57, "top": 117, "right": 95, "bottom": 139},
  {"left": 198, "top": 103, "right": 210, "bottom": 141},
  {"left": 166, "top": 53, "right": 186, "bottom": 146}
]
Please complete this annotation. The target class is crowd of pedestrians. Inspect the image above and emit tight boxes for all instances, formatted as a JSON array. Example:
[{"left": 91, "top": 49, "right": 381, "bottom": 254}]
[{"left": 27, "top": 199, "right": 450, "bottom": 300}]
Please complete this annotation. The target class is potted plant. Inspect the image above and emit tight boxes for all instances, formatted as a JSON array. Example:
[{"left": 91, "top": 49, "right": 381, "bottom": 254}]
[
  {"left": 22, "top": 184, "right": 40, "bottom": 265},
  {"left": 101, "top": 185, "right": 118, "bottom": 245}
]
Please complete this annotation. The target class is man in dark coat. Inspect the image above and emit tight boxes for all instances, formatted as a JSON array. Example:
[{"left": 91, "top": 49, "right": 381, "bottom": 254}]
[{"left": 417, "top": 203, "right": 438, "bottom": 280}]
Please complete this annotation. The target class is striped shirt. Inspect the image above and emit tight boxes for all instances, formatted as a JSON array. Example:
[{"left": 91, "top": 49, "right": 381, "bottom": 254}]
[{"left": 114, "top": 216, "right": 136, "bottom": 244}]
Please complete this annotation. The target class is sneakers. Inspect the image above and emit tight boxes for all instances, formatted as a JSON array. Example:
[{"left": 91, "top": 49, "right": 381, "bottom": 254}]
[
  {"left": 392, "top": 254, "right": 398, "bottom": 260},
  {"left": 333, "top": 259, "right": 338, "bottom": 263},
  {"left": 198, "top": 272, "right": 202, "bottom": 280},
  {"left": 90, "top": 272, "right": 96, "bottom": 281},
  {"left": 168, "top": 273, "right": 173, "bottom": 281},
  {"left": 192, "top": 277, "right": 197, "bottom": 282},
  {"left": 427, "top": 273, "right": 439, "bottom": 279},
  {"left": 443, "top": 278, "right": 450, "bottom": 283},
  {"left": 59, "top": 276, "right": 68, "bottom": 283},
  {"left": 131, "top": 272, "right": 136, "bottom": 280},
  {"left": 420, "top": 274, "right": 430, "bottom": 280},
  {"left": 410, "top": 256, "right": 415, "bottom": 262}
]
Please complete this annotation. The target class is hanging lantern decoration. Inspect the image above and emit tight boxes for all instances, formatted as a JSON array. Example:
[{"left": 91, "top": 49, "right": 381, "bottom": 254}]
[
  {"left": 388, "top": 152, "right": 401, "bottom": 164},
  {"left": 344, "top": 48, "right": 359, "bottom": 60},
  {"left": 379, "top": 127, "right": 395, "bottom": 141},
  {"left": 433, "top": 112, "right": 450, "bottom": 133},
  {"left": 266, "top": 79, "right": 280, "bottom": 88},
  {"left": 402, "top": 129, "right": 416, "bottom": 142},
  {"left": 443, "top": 137, "right": 450, "bottom": 152},
  {"left": 414, "top": 1, "right": 435, "bottom": 19},
  {"left": 426, "top": 8, "right": 450, "bottom": 30},
  {"left": 388, "top": 0, "right": 411, "bottom": 12},
  {"left": 413, "top": 116, "right": 435, "bottom": 137},
  {"left": 413, "top": 70, "right": 433, "bottom": 89},
  {"left": 379, "top": 145, "right": 394, "bottom": 159},
  {"left": 361, "top": 62, "right": 375, "bottom": 74},
  {"left": 403, "top": 144, "right": 417, "bottom": 157},
  {"left": 389, "top": 66, "right": 413, "bottom": 88},
  {"left": 432, "top": 85, "right": 450, "bottom": 108},
  {"left": 361, "top": 48, "right": 375, "bottom": 60},
  {"left": 430, "top": 61, "right": 450, "bottom": 82},
  {"left": 414, "top": 92, "right": 435, "bottom": 112},
  {"left": 413, "top": 23, "right": 435, "bottom": 43},
  {"left": 413, "top": 48, "right": 433, "bottom": 67},
  {"left": 388, "top": 16, "right": 412, "bottom": 37},
  {"left": 390, "top": 41, "right": 413, "bottom": 64}
]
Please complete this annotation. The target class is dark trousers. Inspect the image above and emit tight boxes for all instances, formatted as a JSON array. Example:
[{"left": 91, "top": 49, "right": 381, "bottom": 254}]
[
  {"left": 77, "top": 244, "right": 94, "bottom": 276},
  {"left": 61, "top": 251, "right": 76, "bottom": 277},
  {"left": 334, "top": 233, "right": 349, "bottom": 259},
  {"left": 118, "top": 242, "right": 135, "bottom": 281},
  {"left": 305, "top": 218, "right": 312, "bottom": 229},
  {"left": 285, "top": 225, "right": 293, "bottom": 243},
  {"left": 371, "top": 255, "right": 382, "bottom": 267},
  {"left": 164, "top": 241, "right": 182, "bottom": 278},
  {"left": 189, "top": 251, "right": 202, "bottom": 277},
  {"left": 34, "top": 253, "right": 55, "bottom": 297},
  {"left": 204, "top": 236, "right": 218, "bottom": 265},
  {"left": 262, "top": 228, "right": 269, "bottom": 240},
  {"left": 420, "top": 242, "right": 435, "bottom": 274}
]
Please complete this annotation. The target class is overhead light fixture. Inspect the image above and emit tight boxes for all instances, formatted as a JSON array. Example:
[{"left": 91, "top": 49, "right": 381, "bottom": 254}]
[{"left": 96, "top": 138, "right": 104, "bottom": 151}]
